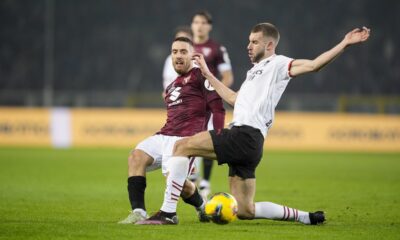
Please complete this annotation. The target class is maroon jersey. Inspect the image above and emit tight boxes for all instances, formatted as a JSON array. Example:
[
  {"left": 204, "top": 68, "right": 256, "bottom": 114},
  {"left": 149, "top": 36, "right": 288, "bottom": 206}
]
[
  {"left": 158, "top": 68, "right": 219, "bottom": 137},
  {"left": 194, "top": 39, "right": 230, "bottom": 130},
  {"left": 194, "top": 39, "right": 230, "bottom": 78}
]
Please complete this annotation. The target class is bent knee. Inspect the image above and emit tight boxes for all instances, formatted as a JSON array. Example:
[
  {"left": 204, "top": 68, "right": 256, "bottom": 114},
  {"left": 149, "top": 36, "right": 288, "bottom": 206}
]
[
  {"left": 237, "top": 204, "right": 255, "bottom": 220},
  {"left": 128, "top": 150, "right": 152, "bottom": 168}
]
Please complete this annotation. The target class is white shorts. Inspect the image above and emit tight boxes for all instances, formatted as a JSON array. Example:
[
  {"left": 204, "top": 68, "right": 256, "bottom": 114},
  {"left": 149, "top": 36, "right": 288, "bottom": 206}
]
[{"left": 135, "top": 134, "right": 196, "bottom": 176}]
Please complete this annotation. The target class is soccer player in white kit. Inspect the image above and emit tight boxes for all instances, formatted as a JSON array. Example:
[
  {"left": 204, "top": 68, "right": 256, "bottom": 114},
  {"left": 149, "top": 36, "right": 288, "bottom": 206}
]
[{"left": 140, "top": 23, "right": 370, "bottom": 225}]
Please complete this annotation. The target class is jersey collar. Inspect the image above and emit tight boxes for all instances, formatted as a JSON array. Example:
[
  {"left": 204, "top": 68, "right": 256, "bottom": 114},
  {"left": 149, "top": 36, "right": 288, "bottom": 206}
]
[{"left": 253, "top": 54, "right": 276, "bottom": 68}]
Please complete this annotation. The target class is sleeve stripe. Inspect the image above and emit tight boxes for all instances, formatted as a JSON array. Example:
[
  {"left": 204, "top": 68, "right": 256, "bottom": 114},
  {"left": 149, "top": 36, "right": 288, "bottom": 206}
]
[{"left": 288, "top": 59, "right": 295, "bottom": 78}]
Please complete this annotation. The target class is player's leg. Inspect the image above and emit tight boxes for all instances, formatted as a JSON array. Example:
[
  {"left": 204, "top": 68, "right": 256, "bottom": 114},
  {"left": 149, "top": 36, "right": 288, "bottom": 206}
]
[
  {"left": 137, "top": 131, "right": 216, "bottom": 225},
  {"left": 119, "top": 136, "right": 163, "bottom": 224},
  {"left": 237, "top": 158, "right": 325, "bottom": 224},
  {"left": 181, "top": 179, "right": 209, "bottom": 222},
  {"left": 199, "top": 158, "right": 213, "bottom": 199},
  {"left": 200, "top": 115, "right": 217, "bottom": 199},
  {"left": 174, "top": 131, "right": 217, "bottom": 158},
  {"left": 229, "top": 176, "right": 256, "bottom": 219},
  {"left": 170, "top": 145, "right": 208, "bottom": 222},
  {"left": 180, "top": 179, "right": 195, "bottom": 198},
  {"left": 187, "top": 157, "right": 200, "bottom": 183},
  {"left": 202, "top": 159, "right": 213, "bottom": 181},
  {"left": 163, "top": 132, "right": 215, "bottom": 211},
  {"left": 159, "top": 131, "right": 216, "bottom": 211},
  {"left": 229, "top": 174, "right": 313, "bottom": 222},
  {"left": 229, "top": 174, "right": 325, "bottom": 225},
  {"left": 224, "top": 125, "right": 325, "bottom": 224},
  {"left": 119, "top": 149, "right": 154, "bottom": 224},
  {"left": 161, "top": 131, "right": 215, "bottom": 212},
  {"left": 128, "top": 149, "right": 154, "bottom": 176},
  {"left": 239, "top": 159, "right": 325, "bottom": 225},
  {"left": 254, "top": 200, "right": 325, "bottom": 225},
  {"left": 127, "top": 150, "right": 153, "bottom": 211}
]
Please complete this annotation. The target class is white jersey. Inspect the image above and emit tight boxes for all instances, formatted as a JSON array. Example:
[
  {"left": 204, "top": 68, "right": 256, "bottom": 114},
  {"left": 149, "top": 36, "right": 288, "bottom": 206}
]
[
  {"left": 230, "top": 54, "right": 293, "bottom": 137},
  {"left": 162, "top": 55, "right": 178, "bottom": 90}
]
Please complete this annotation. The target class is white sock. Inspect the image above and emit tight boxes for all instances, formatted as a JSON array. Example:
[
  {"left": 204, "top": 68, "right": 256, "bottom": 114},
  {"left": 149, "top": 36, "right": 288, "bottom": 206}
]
[
  {"left": 132, "top": 208, "right": 147, "bottom": 217},
  {"left": 160, "top": 156, "right": 190, "bottom": 213},
  {"left": 199, "top": 179, "right": 210, "bottom": 188},
  {"left": 254, "top": 202, "right": 311, "bottom": 224}
]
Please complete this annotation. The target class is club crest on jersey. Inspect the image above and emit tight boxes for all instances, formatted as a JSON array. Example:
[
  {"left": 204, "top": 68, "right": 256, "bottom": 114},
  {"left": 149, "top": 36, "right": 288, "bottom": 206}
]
[
  {"left": 183, "top": 76, "right": 190, "bottom": 85},
  {"left": 204, "top": 80, "right": 215, "bottom": 91},
  {"left": 202, "top": 47, "right": 212, "bottom": 57}
]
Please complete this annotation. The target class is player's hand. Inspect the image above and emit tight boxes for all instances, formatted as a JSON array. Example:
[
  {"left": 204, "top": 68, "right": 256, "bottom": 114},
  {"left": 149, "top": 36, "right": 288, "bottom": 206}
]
[
  {"left": 192, "top": 53, "right": 213, "bottom": 78},
  {"left": 343, "top": 27, "right": 370, "bottom": 46}
]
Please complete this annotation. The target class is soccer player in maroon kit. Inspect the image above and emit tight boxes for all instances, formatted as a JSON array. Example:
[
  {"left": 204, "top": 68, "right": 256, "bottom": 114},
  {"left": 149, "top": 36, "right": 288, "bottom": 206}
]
[
  {"left": 118, "top": 37, "right": 214, "bottom": 224},
  {"left": 191, "top": 11, "right": 234, "bottom": 198}
]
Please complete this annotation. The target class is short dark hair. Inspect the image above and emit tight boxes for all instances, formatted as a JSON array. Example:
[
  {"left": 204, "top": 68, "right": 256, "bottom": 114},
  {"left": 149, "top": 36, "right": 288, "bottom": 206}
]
[
  {"left": 251, "top": 23, "right": 280, "bottom": 44},
  {"left": 174, "top": 26, "right": 193, "bottom": 38},
  {"left": 192, "top": 10, "right": 213, "bottom": 24},
  {"left": 173, "top": 36, "right": 193, "bottom": 46}
]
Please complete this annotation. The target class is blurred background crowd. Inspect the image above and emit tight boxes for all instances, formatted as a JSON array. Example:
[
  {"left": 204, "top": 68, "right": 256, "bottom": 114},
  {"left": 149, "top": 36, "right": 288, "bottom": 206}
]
[{"left": 0, "top": 0, "right": 399, "bottom": 113}]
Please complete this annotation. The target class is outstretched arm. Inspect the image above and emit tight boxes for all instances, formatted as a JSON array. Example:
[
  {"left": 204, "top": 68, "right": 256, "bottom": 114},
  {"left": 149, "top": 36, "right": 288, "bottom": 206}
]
[
  {"left": 193, "top": 53, "right": 238, "bottom": 106},
  {"left": 290, "top": 27, "right": 370, "bottom": 77}
]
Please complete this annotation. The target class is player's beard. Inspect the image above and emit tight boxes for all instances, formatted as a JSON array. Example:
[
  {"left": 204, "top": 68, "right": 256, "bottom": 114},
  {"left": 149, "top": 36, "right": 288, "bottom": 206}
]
[
  {"left": 252, "top": 49, "right": 265, "bottom": 63},
  {"left": 174, "top": 61, "right": 190, "bottom": 75}
]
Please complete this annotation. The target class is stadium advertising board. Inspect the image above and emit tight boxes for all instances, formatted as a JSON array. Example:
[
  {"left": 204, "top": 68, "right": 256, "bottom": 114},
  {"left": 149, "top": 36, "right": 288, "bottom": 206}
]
[
  {"left": 0, "top": 108, "right": 51, "bottom": 146},
  {"left": 0, "top": 108, "right": 399, "bottom": 152}
]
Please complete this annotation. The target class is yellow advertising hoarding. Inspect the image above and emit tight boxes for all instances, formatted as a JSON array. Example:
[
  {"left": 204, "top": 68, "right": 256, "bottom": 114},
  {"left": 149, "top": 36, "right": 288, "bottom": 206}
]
[
  {"left": 70, "top": 108, "right": 166, "bottom": 147},
  {"left": 0, "top": 107, "right": 51, "bottom": 146},
  {"left": 0, "top": 107, "right": 399, "bottom": 152},
  {"left": 264, "top": 112, "right": 400, "bottom": 152}
]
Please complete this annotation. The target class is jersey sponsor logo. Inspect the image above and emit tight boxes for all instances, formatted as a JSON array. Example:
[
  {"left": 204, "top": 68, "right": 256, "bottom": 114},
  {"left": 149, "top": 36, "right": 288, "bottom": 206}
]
[
  {"left": 169, "top": 87, "right": 182, "bottom": 101},
  {"left": 202, "top": 47, "right": 212, "bottom": 57},
  {"left": 204, "top": 80, "right": 215, "bottom": 91},
  {"left": 168, "top": 99, "right": 182, "bottom": 107},
  {"left": 249, "top": 70, "right": 263, "bottom": 81}
]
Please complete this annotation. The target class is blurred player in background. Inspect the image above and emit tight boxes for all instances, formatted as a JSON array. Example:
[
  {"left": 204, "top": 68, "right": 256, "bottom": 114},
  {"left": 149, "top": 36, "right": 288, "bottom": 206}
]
[
  {"left": 191, "top": 11, "right": 234, "bottom": 198},
  {"left": 119, "top": 37, "right": 216, "bottom": 224}
]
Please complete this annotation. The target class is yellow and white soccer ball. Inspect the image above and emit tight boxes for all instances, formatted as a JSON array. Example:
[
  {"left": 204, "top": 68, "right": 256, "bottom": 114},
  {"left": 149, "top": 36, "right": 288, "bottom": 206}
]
[{"left": 204, "top": 192, "right": 238, "bottom": 224}]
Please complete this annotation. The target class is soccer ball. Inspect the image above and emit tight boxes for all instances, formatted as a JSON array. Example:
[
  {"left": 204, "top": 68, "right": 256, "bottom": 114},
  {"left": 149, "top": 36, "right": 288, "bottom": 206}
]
[{"left": 204, "top": 192, "right": 238, "bottom": 224}]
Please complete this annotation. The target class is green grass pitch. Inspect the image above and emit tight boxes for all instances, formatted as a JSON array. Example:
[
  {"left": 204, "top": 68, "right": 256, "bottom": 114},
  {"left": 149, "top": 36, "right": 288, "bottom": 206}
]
[{"left": 0, "top": 147, "right": 399, "bottom": 240}]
